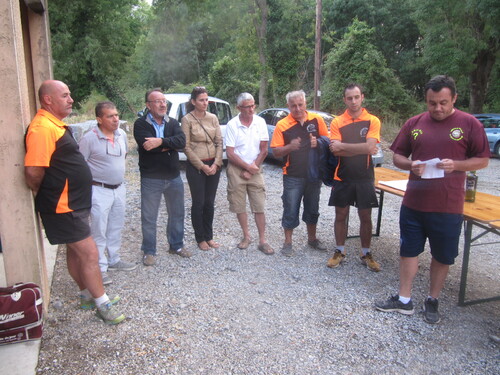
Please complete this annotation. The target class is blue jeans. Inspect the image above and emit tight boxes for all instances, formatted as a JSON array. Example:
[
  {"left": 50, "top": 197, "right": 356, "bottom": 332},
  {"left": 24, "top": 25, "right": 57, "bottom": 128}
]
[
  {"left": 281, "top": 175, "right": 321, "bottom": 229},
  {"left": 140, "top": 176, "right": 185, "bottom": 255}
]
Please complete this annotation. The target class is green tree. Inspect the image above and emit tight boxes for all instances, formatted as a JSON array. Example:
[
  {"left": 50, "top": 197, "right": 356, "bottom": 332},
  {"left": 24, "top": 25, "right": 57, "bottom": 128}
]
[
  {"left": 322, "top": 19, "right": 417, "bottom": 120},
  {"left": 412, "top": 0, "right": 500, "bottom": 112},
  {"left": 324, "top": 0, "right": 424, "bottom": 95},
  {"left": 49, "top": 0, "right": 149, "bottom": 109},
  {"left": 266, "top": 0, "right": 316, "bottom": 102}
]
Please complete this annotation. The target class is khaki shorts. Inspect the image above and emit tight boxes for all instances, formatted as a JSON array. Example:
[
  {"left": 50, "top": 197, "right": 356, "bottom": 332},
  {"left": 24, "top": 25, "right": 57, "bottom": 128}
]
[{"left": 226, "top": 163, "right": 266, "bottom": 214}]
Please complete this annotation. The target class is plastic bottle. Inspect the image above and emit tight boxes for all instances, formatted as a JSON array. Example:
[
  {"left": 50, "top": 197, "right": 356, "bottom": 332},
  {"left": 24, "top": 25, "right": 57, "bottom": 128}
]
[{"left": 465, "top": 171, "right": 478, "bottom": 202}]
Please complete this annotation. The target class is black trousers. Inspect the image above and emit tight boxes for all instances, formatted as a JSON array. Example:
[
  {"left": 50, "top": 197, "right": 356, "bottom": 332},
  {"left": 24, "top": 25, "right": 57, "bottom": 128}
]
[{"left": 185, "top": 160, "right": 221, "bottom": 243}]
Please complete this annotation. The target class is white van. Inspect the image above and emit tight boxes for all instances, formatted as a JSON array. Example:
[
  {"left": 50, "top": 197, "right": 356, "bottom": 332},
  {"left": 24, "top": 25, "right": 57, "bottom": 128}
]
[{"left": 140, "top": 93, "right": 232, "bottom": 161}]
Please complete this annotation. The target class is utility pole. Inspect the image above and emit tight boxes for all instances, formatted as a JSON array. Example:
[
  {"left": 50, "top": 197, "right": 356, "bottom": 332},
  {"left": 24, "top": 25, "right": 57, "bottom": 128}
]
[{"left": 314, "top": 0, "right": 322, "bottom": 110}]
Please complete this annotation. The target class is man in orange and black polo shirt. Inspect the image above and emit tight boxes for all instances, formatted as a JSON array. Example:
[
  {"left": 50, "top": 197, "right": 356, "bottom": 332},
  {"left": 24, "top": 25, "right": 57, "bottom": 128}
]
[
  {"left": 270, "top": 90, "right": 329, "bottom": 256},
  {"left": 25, "top": 80, "right": 125, "bottom": 325},
  {"left": 326, "top": 83, "right": 381, "bottom": 272}
]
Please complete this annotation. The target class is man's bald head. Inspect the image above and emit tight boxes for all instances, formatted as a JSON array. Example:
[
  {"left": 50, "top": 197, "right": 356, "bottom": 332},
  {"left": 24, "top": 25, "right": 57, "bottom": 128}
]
[
  {"left": 38, "top": 80, "right": 65, "bottom": 103},
  {"left": 38, "top": 80, "right": 74, "bottom": 120}
]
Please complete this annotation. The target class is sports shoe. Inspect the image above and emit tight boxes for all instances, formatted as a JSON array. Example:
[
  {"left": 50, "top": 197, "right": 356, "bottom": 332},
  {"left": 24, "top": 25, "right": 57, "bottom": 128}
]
[
  {"left": 108, "top": 260, "right": 138, "bottom": 271},
  {"left": 308, "top": 239, "right": 327, "bottom": 251},
  {"left": 80, "top": 295, "right": 121, "bottom": 310},
  {"left": 327, "top": 250, "right": 345, "bottom": 268},
  {"left": 143, "top": 254, "right": 156, "bottom": 266},
  {"left": 360, "top": 253, "right": 381, "bottom": 272},
  {"left": 96, "top": 301, "right": 126, "bottom": 325},
  {"left": 101, "top": 272, "right": 112, "bottom": 285},
  {"left": 374, "top": 295, "right": 415, "bottom": 315},
  {"left": 423, "top": 297, "right": 441, "bottom": 324},
  {"left": 169, "top": 247, "right": 192, "bottom": 258},
  {"left": 280, "top": 243, "right": 294, "bottom": 257}
]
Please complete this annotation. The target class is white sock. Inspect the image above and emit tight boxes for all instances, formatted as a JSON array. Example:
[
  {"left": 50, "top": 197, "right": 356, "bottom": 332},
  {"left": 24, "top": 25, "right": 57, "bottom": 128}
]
[
  {"left": 336, "top": 246, "right": 345, "bottom": 252},
  {"left": 79, "top": 289, "right": 92, "bottom": 299},
  {"left": 362, "top": 248, "right": 370, "bottom": 256},
  {"left": 399, "top": 295, "right": 411, "bottom": 304},
  {"left": 94, "top": 294, "right": 110, "bottom": 307}
]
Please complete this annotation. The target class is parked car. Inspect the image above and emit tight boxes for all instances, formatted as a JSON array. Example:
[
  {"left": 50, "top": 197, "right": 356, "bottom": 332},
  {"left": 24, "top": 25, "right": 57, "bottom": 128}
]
[
  {"left": 257, "top": 107, "right": 384, "bottom": 166},
  {"left": 138, "top": 93, "right": 232, "bottom": 161},
  {"left": 473, "top": 113, "right": 500, "bottom": 157}
]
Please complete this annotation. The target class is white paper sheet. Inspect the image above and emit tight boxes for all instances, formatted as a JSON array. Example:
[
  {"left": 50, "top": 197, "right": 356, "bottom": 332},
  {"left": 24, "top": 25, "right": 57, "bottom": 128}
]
[
  {"left": 378, "top": 180, "right": 408, "bottom": 191},
  {"left": 415, "top": 158, "right": 444, "bottom": 179}
]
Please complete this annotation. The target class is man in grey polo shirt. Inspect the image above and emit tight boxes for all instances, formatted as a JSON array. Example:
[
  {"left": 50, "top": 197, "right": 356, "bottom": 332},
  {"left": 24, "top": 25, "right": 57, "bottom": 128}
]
[
  {"left": 225, "top": 93, "right": 273, "bottom": 255},
  {"left": 79, "top": 101, "right": 137, "bottom": 285}
]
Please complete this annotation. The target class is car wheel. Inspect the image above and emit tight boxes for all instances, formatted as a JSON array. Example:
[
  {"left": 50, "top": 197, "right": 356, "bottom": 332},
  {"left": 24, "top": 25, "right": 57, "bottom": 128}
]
[{"left": 495, "top": 143, "right": 500, "bottom": 157}]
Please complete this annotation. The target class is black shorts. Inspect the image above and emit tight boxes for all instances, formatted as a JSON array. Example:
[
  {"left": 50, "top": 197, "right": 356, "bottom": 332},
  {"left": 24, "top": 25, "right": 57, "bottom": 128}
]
[
  {"left": 328, "top": 181, "right": 378, "bottom": 209},
  {"left": 39, "top": 209, "right": 91, "bottom": 245}
]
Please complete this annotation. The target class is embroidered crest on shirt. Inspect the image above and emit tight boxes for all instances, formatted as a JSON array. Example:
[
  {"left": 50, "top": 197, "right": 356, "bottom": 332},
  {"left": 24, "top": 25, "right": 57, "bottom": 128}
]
[
  {"left": 449, "top": 127, "right": 464, "bottom": 141},
  {"left": 306, "top": 123, "right": 317, "bottom": 133},
  {"left": 360, "top": 127, "right": 369, "bottom": 138}
]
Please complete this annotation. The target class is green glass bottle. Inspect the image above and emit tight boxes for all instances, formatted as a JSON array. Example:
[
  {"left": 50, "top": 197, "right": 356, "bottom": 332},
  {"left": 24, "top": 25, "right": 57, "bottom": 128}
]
[{"left": 465, "top": 171, "right": 478, "bottom": 202}]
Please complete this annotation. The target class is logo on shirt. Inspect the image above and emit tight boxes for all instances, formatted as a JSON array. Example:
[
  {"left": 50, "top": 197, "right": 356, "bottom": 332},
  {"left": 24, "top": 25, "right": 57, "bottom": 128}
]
[
  {"left": 306, "top": 123, "right": 317, "bottom": 133},
  {"left": 449, "top": 127, "right": 464, "bottom": 141},
  {"left": 360, "top": 127, "right": 368, "bottom": 137},
  {"left": 411, "top": 129, "right": 422, "bottom": 140}
]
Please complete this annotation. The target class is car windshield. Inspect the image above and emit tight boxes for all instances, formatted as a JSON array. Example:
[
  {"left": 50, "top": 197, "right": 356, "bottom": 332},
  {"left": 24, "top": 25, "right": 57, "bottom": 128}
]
[{"left": 178, "top": 101, "right": 231, "bottom": 125}]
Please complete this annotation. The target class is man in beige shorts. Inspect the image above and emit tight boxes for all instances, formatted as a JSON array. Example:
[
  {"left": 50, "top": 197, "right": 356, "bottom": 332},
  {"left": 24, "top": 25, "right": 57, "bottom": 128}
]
[{"left": 225, "top": 93, "right": 273, "bottom": 255}]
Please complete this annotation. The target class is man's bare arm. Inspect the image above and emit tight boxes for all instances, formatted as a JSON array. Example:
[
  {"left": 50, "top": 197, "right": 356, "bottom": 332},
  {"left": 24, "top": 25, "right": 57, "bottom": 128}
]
[
  {"left": 272, "top": 137, "right": 301, "bottom": 158},
  {"left": 25, "top": 166, "right": 45, "bottom": 195},
  {"left": 329, "top": 138, "right": 378, "bottom": 157},
  {"left": 254, "top": 141, "right": 269, "bottom": 167}
]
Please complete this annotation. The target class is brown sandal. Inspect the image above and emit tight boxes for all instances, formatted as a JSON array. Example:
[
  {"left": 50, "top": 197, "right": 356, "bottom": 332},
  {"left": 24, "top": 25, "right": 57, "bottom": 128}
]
[
  {"left": 237, "top": 238, "right": 251, "bottom": 249},
  {"left": 258, "top": 243, "right": 274, "bottom": 255}
]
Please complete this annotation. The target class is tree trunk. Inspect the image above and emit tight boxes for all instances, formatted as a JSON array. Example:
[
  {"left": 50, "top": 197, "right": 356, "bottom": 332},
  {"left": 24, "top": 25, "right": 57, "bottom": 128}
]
[
  {"left": 253, "top": 0, "right": 268, "bottom": 109},
  {"left": 469, "top": 45, "right": 496, "bottom": 114}
]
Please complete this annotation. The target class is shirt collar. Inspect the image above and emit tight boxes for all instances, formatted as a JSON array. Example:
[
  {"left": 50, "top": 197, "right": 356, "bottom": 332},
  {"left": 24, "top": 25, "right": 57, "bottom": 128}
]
[
  {"left": 38, "top": 109, "right": 67, "bottom": 128},
  {"left": 147, "top": 112, "right": 166, "bottom": 127},
  {"left": 93, "top": 125, "right": 120, "bottom": 140}
]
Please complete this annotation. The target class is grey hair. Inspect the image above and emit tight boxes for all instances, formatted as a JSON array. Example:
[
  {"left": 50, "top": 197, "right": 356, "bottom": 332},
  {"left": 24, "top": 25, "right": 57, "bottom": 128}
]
[
  {"left": 237, "top": 92, "right": 254, "bottom": 106},
  {"left": 286, "top": 90, "right": 306, "bottom": 104}
]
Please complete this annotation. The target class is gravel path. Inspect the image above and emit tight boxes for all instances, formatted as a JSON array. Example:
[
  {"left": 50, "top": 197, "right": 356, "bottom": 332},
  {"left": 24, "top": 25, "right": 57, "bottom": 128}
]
[{"left": 37, "top": 144, "right": 499, "bottom": 375}]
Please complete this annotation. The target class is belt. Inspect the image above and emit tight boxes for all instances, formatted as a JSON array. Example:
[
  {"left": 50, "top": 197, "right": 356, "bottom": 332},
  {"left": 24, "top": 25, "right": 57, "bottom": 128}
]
[{"left": 92, "top": 181, "right": 122, "bottom": 189}]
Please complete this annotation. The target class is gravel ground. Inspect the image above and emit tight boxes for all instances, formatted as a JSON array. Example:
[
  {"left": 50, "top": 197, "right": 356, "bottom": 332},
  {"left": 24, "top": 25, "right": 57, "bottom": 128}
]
[{"left": 37, "top": 141, "right": 499, "bottom": 375}]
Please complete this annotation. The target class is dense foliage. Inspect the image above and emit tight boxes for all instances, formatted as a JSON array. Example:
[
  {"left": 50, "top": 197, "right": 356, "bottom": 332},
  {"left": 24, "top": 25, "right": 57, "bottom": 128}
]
[{"left": 48, "top": 0, "right": 499, "bottom": 120}]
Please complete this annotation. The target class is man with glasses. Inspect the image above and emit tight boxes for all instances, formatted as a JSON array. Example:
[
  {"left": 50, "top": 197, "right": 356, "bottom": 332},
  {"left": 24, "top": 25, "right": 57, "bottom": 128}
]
[
  {"left": 225, "top": 93, "right": 273, "bottom": 255},
  {"left": 134, "top": 88, "right": 189, "bottom": 266},
  {"left": 79, "top": 102, "right": 137, "bottom": 285}
]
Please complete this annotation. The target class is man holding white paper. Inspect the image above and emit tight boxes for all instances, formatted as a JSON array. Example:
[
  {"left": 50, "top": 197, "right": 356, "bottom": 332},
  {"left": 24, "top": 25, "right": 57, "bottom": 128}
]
[{"left": 375, "top": 75, "right": 490, "bottom": 324}]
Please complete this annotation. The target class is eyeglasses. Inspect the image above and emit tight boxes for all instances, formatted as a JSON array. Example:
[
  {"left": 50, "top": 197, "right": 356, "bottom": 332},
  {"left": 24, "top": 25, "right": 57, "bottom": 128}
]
[
  {"left": 106, "top": 141, "right": 122, "bottom": 157},
  {"left": 147, "top": 99, "right": 167, "bottom": 105},
  {"left": 240, "top": 104, "right": 256, "bottom": 109}
]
